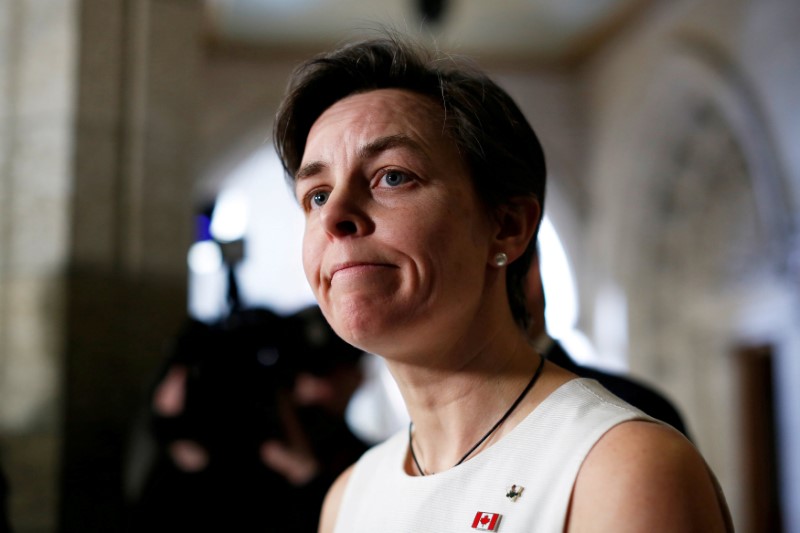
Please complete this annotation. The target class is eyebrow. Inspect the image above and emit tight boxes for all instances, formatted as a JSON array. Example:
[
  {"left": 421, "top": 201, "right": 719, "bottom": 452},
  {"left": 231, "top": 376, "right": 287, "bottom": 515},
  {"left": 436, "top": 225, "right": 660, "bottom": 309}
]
[
  {"left": 295, "top": 161, "right": 326, "bottom": 182},
  {"left": 295, "top": 133, "right": 429, "bottom": 183}
]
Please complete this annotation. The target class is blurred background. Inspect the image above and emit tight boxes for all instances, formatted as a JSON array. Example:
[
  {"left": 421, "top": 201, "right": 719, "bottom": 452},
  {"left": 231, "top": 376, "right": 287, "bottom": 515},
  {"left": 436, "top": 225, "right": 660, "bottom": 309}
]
[{"left": 1, "top": 0, "right": 799, "bottom": 531}]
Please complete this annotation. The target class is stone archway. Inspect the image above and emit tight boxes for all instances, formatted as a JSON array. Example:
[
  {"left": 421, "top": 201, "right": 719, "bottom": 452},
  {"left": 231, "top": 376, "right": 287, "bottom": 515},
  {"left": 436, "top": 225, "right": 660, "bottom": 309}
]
[{"left": 607, "top": 40, "right": 797, "bottom": 531}]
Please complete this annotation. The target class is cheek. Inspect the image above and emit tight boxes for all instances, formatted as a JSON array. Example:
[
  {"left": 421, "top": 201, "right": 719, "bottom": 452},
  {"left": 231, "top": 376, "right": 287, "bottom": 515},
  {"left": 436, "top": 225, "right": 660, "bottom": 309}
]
[
  {"left": 434, "top": 195, "right": 492, "bottom": 258},
  {"left": 301, "top": 226, "right": 322, "bottom": 292},
  {"left": 413, "top": 212, "right": 486, "bottom": 283}
]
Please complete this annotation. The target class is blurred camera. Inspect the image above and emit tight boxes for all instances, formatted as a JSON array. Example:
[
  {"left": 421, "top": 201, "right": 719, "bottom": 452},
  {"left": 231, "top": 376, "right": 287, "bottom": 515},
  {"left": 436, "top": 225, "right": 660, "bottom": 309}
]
[{"left": 151, "top": 306, "right": 362, "bottom": 464}]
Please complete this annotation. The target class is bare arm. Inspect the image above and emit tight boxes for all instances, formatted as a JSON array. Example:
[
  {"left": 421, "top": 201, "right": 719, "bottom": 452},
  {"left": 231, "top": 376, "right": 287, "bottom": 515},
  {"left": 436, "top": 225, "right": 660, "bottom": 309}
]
[
  {"left": 566, "top": 421, "right": 729, "bottom": 533},
  {"left": 318, "top": 464, "right": 355, "bottom": 533}
]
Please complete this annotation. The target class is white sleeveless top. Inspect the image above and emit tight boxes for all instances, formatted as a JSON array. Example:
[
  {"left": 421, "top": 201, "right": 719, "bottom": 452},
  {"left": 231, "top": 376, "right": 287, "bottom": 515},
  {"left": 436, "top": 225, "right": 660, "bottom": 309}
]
[{"left": 333, "top": 379, "right": 651, "bottom": 533}]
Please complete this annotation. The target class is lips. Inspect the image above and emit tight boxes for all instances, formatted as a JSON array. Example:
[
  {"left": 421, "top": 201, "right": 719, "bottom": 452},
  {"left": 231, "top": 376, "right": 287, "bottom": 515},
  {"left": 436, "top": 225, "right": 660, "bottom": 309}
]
[{"left": 329, "top": 261, "right": 396, "bottom": 282}]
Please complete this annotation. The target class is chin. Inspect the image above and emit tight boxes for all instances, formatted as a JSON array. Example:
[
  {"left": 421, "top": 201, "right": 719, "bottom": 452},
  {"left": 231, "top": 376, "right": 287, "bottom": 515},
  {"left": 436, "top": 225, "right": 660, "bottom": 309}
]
[
  {"left": 325, "top": 300, "right": 407, "bottom": 354},
  {"left": 331, "top": 312, "right": 389, "bottom": 353}
]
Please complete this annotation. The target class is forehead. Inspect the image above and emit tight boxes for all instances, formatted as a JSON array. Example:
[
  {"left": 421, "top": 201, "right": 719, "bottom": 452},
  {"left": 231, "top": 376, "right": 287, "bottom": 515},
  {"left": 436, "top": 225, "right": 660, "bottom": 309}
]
[{"left": 303, "top": 89, "right": 450, "bottom": 154}]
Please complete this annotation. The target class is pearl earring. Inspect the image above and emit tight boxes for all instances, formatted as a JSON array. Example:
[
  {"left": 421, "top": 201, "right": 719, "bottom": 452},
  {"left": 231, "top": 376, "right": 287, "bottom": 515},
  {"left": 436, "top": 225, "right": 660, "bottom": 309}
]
[{"left": 494, "top": 252, "right": 508, "bottom": 267}]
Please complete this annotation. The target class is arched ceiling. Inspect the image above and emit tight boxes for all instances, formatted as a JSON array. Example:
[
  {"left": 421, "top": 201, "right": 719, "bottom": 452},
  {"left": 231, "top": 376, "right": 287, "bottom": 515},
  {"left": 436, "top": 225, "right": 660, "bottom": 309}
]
[{"left": 205, "top": 0, "right": 650, "bottom": 64}]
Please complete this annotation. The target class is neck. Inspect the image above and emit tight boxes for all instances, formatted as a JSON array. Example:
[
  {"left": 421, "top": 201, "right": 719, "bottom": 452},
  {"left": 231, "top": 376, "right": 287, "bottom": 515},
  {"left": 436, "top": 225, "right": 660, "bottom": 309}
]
[
  {"left": 410, "top": 350, "right": 545, "bottom": 475},
  {"left": 390, "top": 327, "right": 543, "bottom": 474}
]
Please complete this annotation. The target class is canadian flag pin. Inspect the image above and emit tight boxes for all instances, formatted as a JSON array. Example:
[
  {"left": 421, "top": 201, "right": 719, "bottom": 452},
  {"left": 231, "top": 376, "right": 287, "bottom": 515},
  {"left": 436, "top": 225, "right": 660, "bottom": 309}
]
[{"left": 471, "top": 511, "right": 502, "bottom": 531}]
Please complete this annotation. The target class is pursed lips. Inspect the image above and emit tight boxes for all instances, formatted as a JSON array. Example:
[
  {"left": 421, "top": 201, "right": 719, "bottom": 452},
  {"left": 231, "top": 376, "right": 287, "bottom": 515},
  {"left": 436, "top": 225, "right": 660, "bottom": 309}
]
[{"left": 329, "top": 261, "right": 396, "bottom": 282}]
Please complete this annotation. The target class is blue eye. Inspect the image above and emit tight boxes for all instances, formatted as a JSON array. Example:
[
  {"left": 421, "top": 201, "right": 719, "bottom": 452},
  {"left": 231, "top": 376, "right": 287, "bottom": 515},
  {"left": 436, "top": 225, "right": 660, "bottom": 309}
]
[
  {"left": 312, "top": 191, "right": 329, "bottom": 207},
  {"left": 381, "top": 170, "right": 409, "bottom": 187}
]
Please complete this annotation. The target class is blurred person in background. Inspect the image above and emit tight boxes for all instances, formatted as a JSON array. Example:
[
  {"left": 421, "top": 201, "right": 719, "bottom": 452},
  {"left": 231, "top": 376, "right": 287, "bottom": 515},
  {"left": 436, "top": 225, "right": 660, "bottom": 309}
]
[{"left": 127, "top": 306, "right": 367, "bottom": 532}]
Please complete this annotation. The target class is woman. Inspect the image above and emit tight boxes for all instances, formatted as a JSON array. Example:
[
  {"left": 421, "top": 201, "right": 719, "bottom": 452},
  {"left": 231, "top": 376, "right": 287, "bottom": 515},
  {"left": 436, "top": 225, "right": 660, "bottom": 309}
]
[{"left": 274, "top": 36, "right": 731, "bottom": 533}]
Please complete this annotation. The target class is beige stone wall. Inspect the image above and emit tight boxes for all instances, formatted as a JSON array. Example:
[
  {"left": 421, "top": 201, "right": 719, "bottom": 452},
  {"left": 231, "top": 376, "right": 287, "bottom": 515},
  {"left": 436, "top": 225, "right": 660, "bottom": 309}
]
[
  {"left": 60, "top": 1, "right": 203, "bottom": 531},
  {"left": 0, "top": 0, "right": 77, "bottom": 531},
  {"left": 2, "top": 0, "right": 204, "bottom": 531}
]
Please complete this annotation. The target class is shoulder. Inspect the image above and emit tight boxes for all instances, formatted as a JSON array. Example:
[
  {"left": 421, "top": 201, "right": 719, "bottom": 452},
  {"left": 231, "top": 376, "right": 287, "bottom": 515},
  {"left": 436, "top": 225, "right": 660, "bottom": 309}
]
[
  {"left": 567, "top": 421, "right": 728, "bottom": 532},
  {"left": 587, "top": 371, "right": 688, "bottom": 436},
  {"left": 551, "top": 349, "right": 688, "bottom": 436},
  {"left": 318, "top": 464, "right": 355, "bottom": 533}
]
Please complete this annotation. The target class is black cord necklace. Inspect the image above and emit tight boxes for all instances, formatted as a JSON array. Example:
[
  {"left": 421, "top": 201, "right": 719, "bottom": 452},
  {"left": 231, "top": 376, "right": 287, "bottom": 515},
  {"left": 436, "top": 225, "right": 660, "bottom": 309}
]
[{"left": 408, "top": 353, "right": 546, "bottom": 476}]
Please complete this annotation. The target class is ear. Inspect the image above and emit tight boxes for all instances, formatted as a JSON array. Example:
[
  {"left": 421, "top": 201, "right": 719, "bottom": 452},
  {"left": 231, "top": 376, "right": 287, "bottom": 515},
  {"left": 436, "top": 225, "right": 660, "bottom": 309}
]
[{"left": 489, "top": 196, "right": 541, "bottom": 266}]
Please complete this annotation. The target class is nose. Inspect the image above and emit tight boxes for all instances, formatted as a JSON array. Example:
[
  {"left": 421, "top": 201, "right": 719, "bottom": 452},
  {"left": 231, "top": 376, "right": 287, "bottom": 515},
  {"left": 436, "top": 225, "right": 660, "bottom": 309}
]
[{"left": 319, "top": 187, "right": 373, "bottom": 238}]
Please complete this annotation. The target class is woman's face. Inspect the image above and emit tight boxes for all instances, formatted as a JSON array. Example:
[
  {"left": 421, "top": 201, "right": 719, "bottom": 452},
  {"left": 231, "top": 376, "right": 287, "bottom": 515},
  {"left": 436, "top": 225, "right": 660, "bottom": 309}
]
[{"left": 295, "top": 89, "right": 497, "bottom": 356}]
